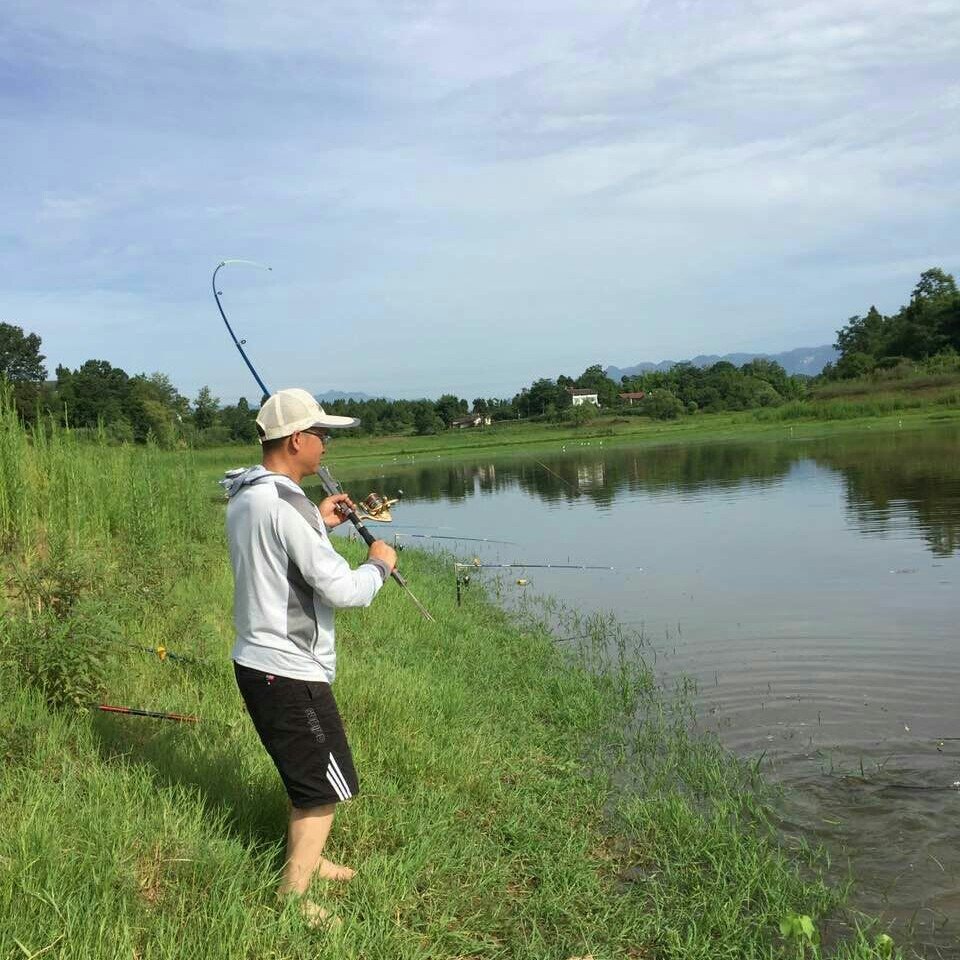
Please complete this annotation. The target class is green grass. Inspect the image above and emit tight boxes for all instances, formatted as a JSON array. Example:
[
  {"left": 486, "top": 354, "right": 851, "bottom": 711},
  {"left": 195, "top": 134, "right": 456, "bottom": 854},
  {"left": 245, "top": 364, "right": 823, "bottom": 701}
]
[
  {"left": 810, "top": 372, "right": 960, "bottom": 400},
  {"left": 0, "top": 392, "right": 904, "bottom": 959}
]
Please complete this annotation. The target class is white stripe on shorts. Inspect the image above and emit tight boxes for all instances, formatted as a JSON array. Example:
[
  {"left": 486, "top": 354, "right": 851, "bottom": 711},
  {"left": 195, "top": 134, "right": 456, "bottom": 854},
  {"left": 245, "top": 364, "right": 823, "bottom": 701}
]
[{"left": 327, "top": 755, "right": 351, "bottom": 800}]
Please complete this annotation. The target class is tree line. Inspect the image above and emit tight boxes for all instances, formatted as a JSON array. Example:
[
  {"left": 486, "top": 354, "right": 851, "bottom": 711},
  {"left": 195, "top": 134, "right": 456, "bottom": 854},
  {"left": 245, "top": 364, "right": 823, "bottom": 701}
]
[
  {"left": 0, "top": 330, "right": 259, "bottom": 447},
  {"left": 326, "top": 357, "right": 811, "bottom": 430},
  {"left": 826, "top": 267, "right": 960, "bottom": 379},
  {"left": 2, "top": 266, "right": 954, "bottom": 444}
]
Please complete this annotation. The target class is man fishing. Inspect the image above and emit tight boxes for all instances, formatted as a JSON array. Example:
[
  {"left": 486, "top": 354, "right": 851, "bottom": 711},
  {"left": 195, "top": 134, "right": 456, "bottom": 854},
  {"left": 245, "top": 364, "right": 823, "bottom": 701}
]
[{"left": 222, "top": 387, "right": 396, "bottom": 919}]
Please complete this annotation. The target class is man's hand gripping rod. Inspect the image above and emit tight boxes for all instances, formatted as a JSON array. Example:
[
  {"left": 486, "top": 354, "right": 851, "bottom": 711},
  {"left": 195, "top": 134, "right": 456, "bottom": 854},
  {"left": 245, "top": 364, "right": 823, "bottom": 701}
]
[{"left": 316, "top": 467, "right": 435, "bottom": 622}]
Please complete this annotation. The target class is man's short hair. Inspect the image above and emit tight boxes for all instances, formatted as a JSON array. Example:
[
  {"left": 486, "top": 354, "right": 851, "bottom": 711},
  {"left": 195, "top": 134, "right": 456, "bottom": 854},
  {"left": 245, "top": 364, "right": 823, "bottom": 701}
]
[{"left": 258, "top": 423, "right": 286, "bottom": 455}]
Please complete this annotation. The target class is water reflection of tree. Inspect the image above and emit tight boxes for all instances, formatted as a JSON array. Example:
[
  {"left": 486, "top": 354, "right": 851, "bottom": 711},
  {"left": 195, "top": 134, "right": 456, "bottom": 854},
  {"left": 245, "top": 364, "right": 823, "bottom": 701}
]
[
  {"left": 810, "top": 429, "right": 960, "bottom": 557},
  {"left": 345, "top": 426, "right": 960, "bottom": 557},
  {"left": 348, "top": 442, "right": 796, "bottom": 507}
]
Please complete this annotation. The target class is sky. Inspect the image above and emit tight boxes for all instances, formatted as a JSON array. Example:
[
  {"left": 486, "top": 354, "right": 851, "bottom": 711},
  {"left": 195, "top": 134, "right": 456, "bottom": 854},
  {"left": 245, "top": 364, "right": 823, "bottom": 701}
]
[{"left": 2, "top": 1, "right": 959, "bottom": 402}]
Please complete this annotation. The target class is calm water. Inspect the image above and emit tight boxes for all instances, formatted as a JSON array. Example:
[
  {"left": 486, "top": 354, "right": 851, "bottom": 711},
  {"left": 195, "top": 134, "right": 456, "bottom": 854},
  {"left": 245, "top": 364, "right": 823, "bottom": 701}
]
[{"left": 334, "top": 423, "right": 960, "bottom": 956}]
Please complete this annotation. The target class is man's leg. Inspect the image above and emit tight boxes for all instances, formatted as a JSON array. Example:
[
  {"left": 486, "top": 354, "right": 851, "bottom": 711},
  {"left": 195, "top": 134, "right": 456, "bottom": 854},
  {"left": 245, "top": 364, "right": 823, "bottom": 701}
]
[{"left": 279, "top": 804, "right": 355, "bottom": 896}]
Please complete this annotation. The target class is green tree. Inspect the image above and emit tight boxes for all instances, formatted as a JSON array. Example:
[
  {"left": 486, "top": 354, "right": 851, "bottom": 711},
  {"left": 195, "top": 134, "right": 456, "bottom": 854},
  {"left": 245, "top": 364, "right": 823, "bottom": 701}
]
[
  {"left": 144, "top": 372, "right": 190, "bottom": 420},
  {"left": 127, "top": 376, "right": 178, "bottom": 445},
  {"left": 574, "top": 364, "right": 619, "bottom": 407},
  {"left": 911, "top": 267, "right": 957, "bottom": 302},
  {"left": 193, "top": 386, "right": 220, "bottom": 431},
  {"left": 640, "top": 389, "right": 684, "bottom": 420},
  {"left": 562, "top": 402, "right": 599, "bottom": 426},
  {"left": 516, "top": 378, "right": 569, "bottom": 418},
  {"left": 434, "top": 394, "right": 467, "bottom": 427},
  {"left": 414, "top": 404, "right": 445, "bottom": 435},
  {"left": 832, "top": 269, "right": 960, "bottom": 373},
  {"left": 0, "top": 322, "right": 46, "bottom": 382},
  {"left": 892, "top": 268, "right": 960, "bottom": 358},
  {"left": 835, "top": 351, "right": 876, "bottom": 379},
  {"left": 740, "top": 359, "right": 790, "bottom": 397},
  {"left": 0, "top": 323, "right": 50, "bottom": 423},
  {"left": 487, "top": 398, "right": 516, "bottom": 421},
  {"left": 214, "top": 396, "right": 254, "bottom": 443},
  {"left": 56, "top": 360, "right": 131, "bottom": 428},
  {"left": 835, "top": 306, "right": 886, "bottom": 359}
]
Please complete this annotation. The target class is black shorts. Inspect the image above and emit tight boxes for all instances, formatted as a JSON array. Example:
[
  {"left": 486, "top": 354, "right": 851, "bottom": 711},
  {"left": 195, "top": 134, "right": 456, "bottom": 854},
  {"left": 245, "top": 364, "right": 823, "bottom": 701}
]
[{"left": 234, "top": 662, "right": 359, "bottom": 808}]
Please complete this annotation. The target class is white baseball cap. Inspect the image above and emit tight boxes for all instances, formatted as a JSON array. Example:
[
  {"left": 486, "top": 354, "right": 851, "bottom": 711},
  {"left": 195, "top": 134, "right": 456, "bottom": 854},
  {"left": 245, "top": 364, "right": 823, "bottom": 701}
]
[{"left": 256, "top": 388, "right": 360, "bottom": 442}]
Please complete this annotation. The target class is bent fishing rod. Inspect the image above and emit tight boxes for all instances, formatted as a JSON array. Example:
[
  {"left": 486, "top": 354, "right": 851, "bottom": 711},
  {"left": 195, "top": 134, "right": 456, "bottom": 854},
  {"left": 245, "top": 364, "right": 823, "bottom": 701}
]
[{"left": 212, "top": 260, "right": 435, "bottom": 622}]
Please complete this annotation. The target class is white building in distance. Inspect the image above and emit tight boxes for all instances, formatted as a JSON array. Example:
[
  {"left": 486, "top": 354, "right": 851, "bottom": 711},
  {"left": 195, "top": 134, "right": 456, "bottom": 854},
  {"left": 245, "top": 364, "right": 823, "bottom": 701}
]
[{"left": 569, "top": 388, "right": 600, "bottom": 407}]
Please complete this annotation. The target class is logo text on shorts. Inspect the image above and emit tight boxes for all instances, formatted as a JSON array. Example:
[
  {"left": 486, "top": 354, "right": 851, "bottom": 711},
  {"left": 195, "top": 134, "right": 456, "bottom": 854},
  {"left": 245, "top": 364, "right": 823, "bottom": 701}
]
[{"left": 305, "top": 707, "right": 326, "bottom": 743}]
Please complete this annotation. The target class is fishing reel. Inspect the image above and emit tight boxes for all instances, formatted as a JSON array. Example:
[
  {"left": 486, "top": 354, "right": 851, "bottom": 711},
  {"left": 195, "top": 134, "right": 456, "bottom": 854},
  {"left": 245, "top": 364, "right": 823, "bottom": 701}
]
[{"left": 356, "top": 490, "right": 402, "bottom": 522}]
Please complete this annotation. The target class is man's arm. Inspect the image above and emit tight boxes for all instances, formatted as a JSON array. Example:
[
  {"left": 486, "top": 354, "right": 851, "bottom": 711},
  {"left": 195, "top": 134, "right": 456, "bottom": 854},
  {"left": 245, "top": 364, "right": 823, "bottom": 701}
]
[{"left": 275, "top": 496, "right": 386, "bottom": 609}]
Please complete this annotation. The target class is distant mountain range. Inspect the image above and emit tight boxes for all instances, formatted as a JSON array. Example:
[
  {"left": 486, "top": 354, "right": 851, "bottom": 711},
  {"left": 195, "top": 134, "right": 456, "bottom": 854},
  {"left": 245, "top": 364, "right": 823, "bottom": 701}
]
[
  {"left": 310, "top": 346, "right": 838, "bottom": 405},
  {"left": 606, "top": 345, "right": 839, "bottom": 381},
  {"left": 315, "top": 390, "right": 381, "bottom": 403}
]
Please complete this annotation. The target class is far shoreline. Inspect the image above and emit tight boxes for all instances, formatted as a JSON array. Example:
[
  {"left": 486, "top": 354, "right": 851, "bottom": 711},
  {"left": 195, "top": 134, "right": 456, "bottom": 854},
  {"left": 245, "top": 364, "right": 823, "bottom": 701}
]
[{"left": 187, "top": 404, "right": 960, "bottom": 483}]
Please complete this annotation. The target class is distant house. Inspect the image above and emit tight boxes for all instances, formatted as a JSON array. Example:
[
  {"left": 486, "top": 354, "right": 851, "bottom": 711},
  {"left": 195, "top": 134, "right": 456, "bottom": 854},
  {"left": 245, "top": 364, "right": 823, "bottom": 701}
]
[
  {"left": 451, "top": 413, "right": 492, "bottom": 429},
  {"left": 618, "top": 391, "right": 646, "bottom": 406},
  {"left": 569, "top": 388, "right": 599, "bottom": 407}
]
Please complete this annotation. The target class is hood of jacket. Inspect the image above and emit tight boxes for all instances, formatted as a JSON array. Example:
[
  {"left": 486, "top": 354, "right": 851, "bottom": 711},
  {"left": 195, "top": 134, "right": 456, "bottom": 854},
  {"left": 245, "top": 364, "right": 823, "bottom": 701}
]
[{"left": 220, "top": 464, "right": 273, "bottom": 499}]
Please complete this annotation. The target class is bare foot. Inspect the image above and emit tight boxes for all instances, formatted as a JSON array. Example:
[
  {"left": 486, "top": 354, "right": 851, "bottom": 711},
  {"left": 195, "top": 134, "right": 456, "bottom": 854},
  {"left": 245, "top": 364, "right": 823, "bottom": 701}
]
[
  {"left": 316, "top": 858, "right": 356, "bottom": 882},
  {"left": 300, "top": 898, "right": 342, "bottom": 929}
]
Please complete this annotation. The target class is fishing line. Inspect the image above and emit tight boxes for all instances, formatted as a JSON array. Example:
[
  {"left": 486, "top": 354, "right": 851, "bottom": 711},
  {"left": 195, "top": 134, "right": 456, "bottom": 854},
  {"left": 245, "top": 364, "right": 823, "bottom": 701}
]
[
  {"left": 533, "top": 458, "right": 581, "bottom": 495},
  {"left": 394, "top": 532, "right": 516, "bottom": 546},
  {"left": 454, "top": 561, "right": 641, "bottom": 572}
]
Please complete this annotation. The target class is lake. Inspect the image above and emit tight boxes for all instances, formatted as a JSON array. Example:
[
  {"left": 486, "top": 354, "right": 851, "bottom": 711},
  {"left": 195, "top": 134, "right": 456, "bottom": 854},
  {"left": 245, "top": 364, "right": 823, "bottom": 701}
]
[{"left": 335, "top": 422, "right": 960, "bottom": 956}]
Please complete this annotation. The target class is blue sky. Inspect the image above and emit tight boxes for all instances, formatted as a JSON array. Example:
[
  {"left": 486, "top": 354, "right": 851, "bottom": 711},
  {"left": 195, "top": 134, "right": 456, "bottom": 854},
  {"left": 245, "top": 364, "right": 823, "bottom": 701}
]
[{"left": 2, "top": 1, "right": 958, "bottom": 402}]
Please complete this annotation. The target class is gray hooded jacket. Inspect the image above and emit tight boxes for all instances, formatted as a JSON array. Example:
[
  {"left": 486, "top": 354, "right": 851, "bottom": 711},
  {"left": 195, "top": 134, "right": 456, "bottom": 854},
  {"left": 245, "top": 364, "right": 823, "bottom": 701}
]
[{"left": 224, "top": 466, "right": 386, "bottom": 682}]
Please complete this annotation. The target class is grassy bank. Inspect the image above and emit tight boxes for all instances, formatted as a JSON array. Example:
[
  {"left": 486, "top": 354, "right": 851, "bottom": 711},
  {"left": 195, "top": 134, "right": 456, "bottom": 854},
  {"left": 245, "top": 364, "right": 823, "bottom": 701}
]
[{"left": 0, "top": 398, "right": 900, "bottom": 958}]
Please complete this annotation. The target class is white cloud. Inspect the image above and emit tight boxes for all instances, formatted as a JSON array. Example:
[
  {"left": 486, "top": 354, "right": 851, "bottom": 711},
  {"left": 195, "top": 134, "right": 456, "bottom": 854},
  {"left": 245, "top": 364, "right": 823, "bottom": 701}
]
[
  {"left": 1, "top": 0, "right": 958, "bottom": 397},
  {"left": 38, "top": 196, "right": 101, "bottom": 221}
]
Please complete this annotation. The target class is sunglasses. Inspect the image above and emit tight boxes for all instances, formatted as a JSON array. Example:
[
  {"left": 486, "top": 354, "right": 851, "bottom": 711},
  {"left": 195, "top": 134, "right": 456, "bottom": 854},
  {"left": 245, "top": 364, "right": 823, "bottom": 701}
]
[{"left": 302, "top": 428, "right": 331, "bottom": 443}]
